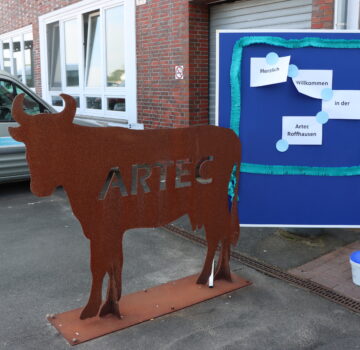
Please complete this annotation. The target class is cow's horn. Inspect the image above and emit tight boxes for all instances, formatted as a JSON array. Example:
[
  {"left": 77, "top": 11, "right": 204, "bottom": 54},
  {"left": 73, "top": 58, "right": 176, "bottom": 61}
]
[
  {"left": 11, "top": 94, "right": 29, "bottom": 125},
  {"left": 59, "top": 94, "right": 76, "bottom": 123}
]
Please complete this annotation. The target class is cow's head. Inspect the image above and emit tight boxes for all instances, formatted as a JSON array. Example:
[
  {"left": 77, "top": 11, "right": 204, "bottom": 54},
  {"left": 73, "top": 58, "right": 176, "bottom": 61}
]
[{"left": 9, "top": 94, "right": 76, "bottom": 197}]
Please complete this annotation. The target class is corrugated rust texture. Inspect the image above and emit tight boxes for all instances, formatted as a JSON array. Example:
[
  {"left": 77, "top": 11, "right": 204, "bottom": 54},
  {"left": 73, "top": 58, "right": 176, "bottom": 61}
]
[
  {"left": 48, "top": 274, "right": 250, "bottom": 345},
  {"left": 10, "top": 93, "right": 241, "bottom": 320}
]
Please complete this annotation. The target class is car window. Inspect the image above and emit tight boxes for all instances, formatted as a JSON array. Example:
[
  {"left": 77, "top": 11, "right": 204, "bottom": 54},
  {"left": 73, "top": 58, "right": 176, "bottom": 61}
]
[
  {"left": 0, "top": 79, "right": 44, "bottom": 122},
  {"left": 0, "top": 80, "right": 14, "bottom": 121},
  {"left": 14, "top": 85, "right": 43, "bottom": 115}
]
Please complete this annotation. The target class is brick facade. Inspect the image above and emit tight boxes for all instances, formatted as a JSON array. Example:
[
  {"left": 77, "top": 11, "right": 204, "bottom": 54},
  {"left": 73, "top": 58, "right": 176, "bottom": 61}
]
[
  {"left": 136, "top": 0, "right": 209, "bottom": 128},
  {"left": 312, "top": 0, "right": 335, "bottom": 29},
  {"left": 136, "top": 0, "right": 190, "bottom": 128},
  {"left": 0, "top": 0, "right": 336, "bottom": 128}
]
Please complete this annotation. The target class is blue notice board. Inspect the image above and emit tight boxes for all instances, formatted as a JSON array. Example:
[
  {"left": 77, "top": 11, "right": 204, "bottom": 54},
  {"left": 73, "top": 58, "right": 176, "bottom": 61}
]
[{"left": 217, "top": 30, "right": 360, "bottom": 227}]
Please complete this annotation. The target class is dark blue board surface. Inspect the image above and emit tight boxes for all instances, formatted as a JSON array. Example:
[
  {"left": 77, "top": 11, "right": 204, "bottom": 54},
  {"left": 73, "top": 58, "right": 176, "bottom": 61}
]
[{"left": 218, "top": 31, "right": 360, "bottom": 226}]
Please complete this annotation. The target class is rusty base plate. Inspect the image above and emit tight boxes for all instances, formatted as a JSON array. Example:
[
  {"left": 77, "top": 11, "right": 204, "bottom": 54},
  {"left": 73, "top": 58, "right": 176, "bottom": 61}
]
[{"left": 47, "top": 273, "right": 251, "bottom": 345}]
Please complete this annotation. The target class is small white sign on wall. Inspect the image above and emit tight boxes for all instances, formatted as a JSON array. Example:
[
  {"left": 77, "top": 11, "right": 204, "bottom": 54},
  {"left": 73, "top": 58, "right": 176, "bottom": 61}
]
[
  {"left": 136, "top": 0, "right": 146, "bottom": 5},
  {"left": 175, "top": 66, "right": 184, "bottom": 80}
]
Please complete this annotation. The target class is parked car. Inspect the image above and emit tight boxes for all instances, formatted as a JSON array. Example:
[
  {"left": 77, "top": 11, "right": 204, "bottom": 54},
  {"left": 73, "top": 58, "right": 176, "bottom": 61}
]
[{"left": 0, "top": 70, "right": 99, "bottom": 183}]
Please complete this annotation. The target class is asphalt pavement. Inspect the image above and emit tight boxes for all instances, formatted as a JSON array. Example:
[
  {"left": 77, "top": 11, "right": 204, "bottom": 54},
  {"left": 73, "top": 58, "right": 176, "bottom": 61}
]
[{"left": 1, "top": 182, "right": 360, "bottom": 350}]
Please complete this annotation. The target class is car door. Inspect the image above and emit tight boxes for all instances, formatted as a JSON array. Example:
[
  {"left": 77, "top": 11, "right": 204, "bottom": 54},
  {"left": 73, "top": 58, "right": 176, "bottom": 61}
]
[{"left": 0, "top": 78, "right": 48, "bottom": 182}]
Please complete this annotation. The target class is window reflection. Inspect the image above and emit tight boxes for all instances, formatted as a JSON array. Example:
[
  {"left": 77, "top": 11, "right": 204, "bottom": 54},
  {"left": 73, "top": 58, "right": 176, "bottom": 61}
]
[
  {"left": 107, "top": 98, "right": 125, "bottom": 111},
  {"left": 47, "top": 21, "right": 61, "bottom": 90},
  {"left": 84, "top": 11, "right": 101, "bottom": 87},
  {"left": 64, "top": 19, "right": 79, "bottom": 87},
  {"left": 106, "top": 6, "right": 125, "bottom": 87},
  {"left": 2, "top": 41, "right": 10, "bottom": 74},
  {"left": 51, "top": 95, "right": 63, "bottom": 107},
  {"left": 12, "top": 36, "right": 23, "bottom": 81},
  {"left": 86, "top": 96, "right": 101, "bottom": 109},
  {"left": 24, "top": 33, "right": 34, "bottom": 87}
]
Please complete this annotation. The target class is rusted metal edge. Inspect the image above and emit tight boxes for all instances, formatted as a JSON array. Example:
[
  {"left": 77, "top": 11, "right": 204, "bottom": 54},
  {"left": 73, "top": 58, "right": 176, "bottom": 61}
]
[{"left": 163, "top": 224, "right": 360, "bottom": 314}]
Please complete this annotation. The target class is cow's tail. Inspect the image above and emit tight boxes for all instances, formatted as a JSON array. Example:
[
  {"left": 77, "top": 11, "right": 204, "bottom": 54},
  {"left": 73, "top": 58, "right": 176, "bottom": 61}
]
[{"left": 230, "top": 160, "right": 240, "bottom": 246}]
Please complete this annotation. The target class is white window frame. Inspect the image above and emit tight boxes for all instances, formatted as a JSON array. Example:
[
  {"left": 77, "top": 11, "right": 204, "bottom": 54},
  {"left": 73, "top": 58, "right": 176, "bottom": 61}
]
[
  {"left": 0, "top": 25, "right": 34, "bottom": 89},
  {"left": 334, "top": 0, "right": 360, "bottom": 29},
  {"left": 39, "top": 0, "right": 137, "bottom": 123}
]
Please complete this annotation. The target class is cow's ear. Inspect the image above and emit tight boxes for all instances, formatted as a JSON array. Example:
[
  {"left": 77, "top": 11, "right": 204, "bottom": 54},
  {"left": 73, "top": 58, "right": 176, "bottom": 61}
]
[
  {"left": 8, "top": 127, "right": 24, "bottom": 142},
  {"left": 59, "top": 94, "right": 76, "bottom": 124}
]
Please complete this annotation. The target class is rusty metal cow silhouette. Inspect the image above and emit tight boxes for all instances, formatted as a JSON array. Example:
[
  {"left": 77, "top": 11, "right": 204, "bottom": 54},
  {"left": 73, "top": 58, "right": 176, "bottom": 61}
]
[{"left": 9, "top": 94, "right": 241, "bottom": 320}]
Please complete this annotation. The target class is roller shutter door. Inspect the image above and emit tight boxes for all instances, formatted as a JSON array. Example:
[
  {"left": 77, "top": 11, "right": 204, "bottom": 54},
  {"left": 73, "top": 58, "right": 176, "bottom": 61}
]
[{"left": 209, "top": 0, "right": 312, "bottom": 124}]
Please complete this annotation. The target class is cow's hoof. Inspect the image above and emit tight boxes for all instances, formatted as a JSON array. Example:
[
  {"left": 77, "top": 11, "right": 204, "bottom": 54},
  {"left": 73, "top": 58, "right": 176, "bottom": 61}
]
[
  {"left": 99, "top": 301, "right": 121, "bottom": 319},
  {"left": 80, "top": 304, "right": 99, "bottom": 319}
]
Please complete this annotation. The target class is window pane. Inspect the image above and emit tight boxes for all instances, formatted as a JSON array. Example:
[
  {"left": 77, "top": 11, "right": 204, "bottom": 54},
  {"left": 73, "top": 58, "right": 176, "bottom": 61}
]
[
  {"left": 84, "top": 12, "right": 101, "bottom": 87},
  {"left": 64, "top": 19, "right": 79, "bottom": 87},
  {"left": 12, "top": 36, "right": 23, "bottom": 81},
  {"left": 107, "top": 97, "right": 125, "bottom": 111},
  {"left": 2, "top": 41, "right": 11, "bottom": 74},
  {"left": 72, "top": 95, "right": 80, "bottom": 108},
  {"left": 106, "top": 6, "right": 125, "bottom": 87},
  {"left": 86, "top": 97, "right": 101, "bottom": 109},
  {"left": 47, "top": 21, "right": 61, "bottom": 90},
  {"left": 24, "top": 33, "right": 34, "bottom": 87},
  {"left": 51, "top": 95, "right": 63, "bottom": 107}
]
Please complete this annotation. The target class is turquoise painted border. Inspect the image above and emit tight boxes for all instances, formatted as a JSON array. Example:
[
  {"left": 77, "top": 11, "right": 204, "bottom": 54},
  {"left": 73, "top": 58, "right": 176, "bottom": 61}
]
[{"left": 229, "top": 36, "right": 360, "bottom": 177}]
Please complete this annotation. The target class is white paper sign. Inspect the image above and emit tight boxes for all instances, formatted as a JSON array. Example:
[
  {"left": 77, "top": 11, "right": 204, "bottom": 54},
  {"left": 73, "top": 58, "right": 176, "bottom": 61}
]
[
  {"left": 322, "top": 90, "right": 360, "bottom": 120},
  {"left": 250, "top": 56, "right": 291, "bottom": 87},
  {"left": 282, "top": 117, "right": 322, "bottom": 145},
  {"left": 292, "top": 70, "right": 333, "bottom": 99}
]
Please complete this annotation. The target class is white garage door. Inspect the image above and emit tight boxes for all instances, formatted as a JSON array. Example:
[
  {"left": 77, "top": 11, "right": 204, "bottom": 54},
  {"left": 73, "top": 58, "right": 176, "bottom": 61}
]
[{"left": 209, "top": 0, "right": 313, "bottom": 124}]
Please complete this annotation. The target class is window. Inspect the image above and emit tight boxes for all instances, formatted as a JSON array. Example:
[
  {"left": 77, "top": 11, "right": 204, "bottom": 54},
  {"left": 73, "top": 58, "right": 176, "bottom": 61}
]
[
  {"left": 64, "top": 19, "right": 79, "bottom": 87},
  {"left": 105, "top": 6, "right": 125, "bottom": 87},
  {"left": 39, "top": 0, "right": 136, "bottom": 123},
  {"left": 24, "top": 33, "right": 34, "bottom": 87},
  {"left": 47, "top": 22, "right": 61, "bottom": 90},
  {"left": 85, "top": 11, "right": 101, "bottom": 88},
  {"left": 0, "top": 26, "right": 34, "bottom": 88},
  {"left": 334, "top": 0, "right": 360, "bottom": 29}
]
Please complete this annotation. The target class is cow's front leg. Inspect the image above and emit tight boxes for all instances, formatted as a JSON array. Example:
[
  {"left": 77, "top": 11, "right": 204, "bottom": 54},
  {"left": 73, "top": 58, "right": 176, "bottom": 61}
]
[
  {"left": 80, "top": 242, "right": 106, "bottom": 319},
  {"left": 80, "top": 269, "right": 106, "bottom": 319}
]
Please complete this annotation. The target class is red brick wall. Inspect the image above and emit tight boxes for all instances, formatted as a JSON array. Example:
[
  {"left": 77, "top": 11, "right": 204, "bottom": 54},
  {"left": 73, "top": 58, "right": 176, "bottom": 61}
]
[
  {"left": 189, "top": 2, "right": 209, "bottom": 126},
  {"left": 0, "top": 0, "right": 81, "bottom": 94},
  {"left": 136, "top": 0, "right": 209, "bottom": 128},
  {"left": 136, "top": 0, "right": 190, "bottom": 128},
  {"left": 312, "top": 0, "right": 335, "bottom": 29}
]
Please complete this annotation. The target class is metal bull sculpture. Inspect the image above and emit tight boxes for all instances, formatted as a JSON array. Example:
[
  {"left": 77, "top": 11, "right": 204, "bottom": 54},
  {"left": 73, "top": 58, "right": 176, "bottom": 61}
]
[{"left": 9, "top": 94, "right": 241, "bottom": 320}]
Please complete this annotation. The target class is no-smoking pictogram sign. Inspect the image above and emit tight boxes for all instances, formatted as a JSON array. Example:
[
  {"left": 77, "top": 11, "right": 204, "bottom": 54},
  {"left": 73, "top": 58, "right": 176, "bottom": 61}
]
[{"left": 175, "top": 65, "right": 184, "bottom": 80}]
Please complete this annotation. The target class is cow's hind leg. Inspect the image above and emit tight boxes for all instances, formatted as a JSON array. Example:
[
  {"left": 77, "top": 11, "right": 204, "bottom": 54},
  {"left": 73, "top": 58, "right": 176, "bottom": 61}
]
[
  {"left": 99, "top": 264, "right": 121, "bottom": 318},
  {"left": 214, "top": 238, "right": 232, "bottom": 282},
  {"left": 197, "top": 230, "right": 219, "bottom": 284},
  {"left": 99, "top": 239, "right": 123, "bottom": 318}
]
